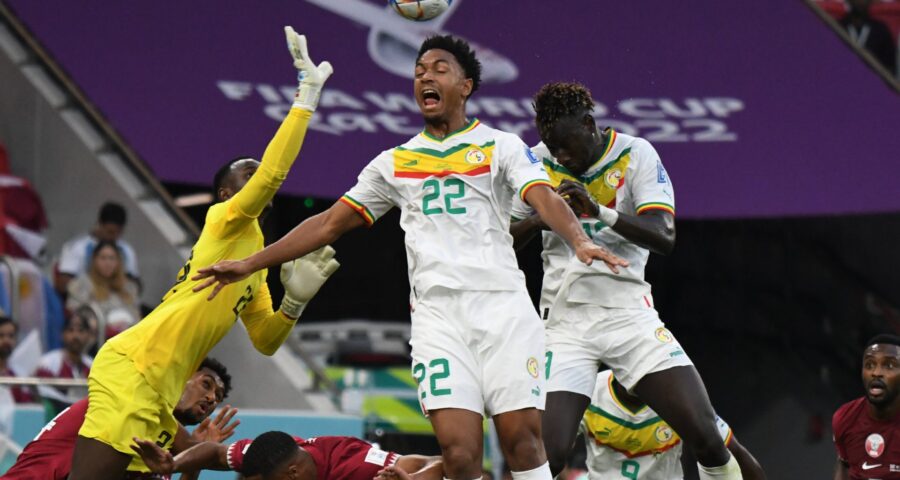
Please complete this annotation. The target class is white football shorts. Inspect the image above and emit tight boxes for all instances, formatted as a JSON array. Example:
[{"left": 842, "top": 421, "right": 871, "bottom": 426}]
[
  {"left": 544, "top": 302, "right": 693, "bottom": 396},
  {"left": 410, "top": 286, "right": 546, "bottom": 417}
]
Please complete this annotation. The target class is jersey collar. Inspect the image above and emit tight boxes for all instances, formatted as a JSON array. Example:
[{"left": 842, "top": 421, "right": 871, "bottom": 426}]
[
  {"left": 586, "top": 129, "right": 617, "bottom": 172},
  {"left": 419, "top": 118, "right": 480, "bottom": 143}
]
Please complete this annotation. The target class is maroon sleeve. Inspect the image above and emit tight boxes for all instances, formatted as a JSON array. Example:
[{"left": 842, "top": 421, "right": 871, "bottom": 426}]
[
  {"left": 833, "top": 403, "right": 849, "bottom": 461},
  {"left": 226, "top": 438, "right": 253, "bottom": 471},
  {"left": 315, "top": 436, "right": 400, "bottom": 480}
]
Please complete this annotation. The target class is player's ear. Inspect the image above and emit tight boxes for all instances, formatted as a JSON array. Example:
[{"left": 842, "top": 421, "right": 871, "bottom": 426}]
[
  {"left": 286, "top": 464, "right": 300, "bottom": 479},
  {"left": 461, "top": 78, "right": 473, "bottom": 99},
  {"left": 218, "top": 186, "right": 232, "bottom": 202},
  {"left": 582, "top": 113, "right": 596, "bottom": 131}
]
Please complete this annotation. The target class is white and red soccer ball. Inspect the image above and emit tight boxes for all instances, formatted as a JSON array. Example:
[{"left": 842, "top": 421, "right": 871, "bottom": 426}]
[{"left": 389, "top": 0, "right": 452, "bottom": 21}]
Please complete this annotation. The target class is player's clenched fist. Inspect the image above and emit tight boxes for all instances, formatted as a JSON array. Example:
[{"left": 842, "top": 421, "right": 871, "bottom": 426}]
[
  {"left": 285, "top": 26, "right": 333, "bottom": 111},
  {"left": 279, "top": 245, "right": 340, "bottom": 319}
]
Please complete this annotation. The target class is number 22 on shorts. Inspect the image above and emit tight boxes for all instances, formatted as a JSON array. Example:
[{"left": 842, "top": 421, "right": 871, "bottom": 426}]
[{"left": 413, "top": 358, "right": 452, "bottom": 399}]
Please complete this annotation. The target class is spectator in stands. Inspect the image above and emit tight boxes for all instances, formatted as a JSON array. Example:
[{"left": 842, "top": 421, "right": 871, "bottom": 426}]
[
  {"left": 841, "top": 0, "right": 897, "bottom": 76},
  {"left": 0, "top": 143, "right": 49, "bottom": 262},
  {"left": 0, "top": 314, "right": 34, "bottom": 403},
  {"left": 34, "top": 307, "right": 96, "bottom": 419},
  {"left": 56, "top": 201, "right": 139, "bottom": 294},
  {"left": 65, "top": 240, "right": 140, "bottom": 338}
]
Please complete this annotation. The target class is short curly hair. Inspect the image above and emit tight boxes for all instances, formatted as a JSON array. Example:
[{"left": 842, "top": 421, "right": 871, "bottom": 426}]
[
  {"left": 417, "top": 35, "right": 482, "bottom": 97},
  {"left": 199, "top": 357, "right": 232, "bottom": 399},
  {"left": 533, "top": 81, "right": 595, "bottom": 138},
  {"left": 241, "top": 431, "right": 300, "bottom": 477}
]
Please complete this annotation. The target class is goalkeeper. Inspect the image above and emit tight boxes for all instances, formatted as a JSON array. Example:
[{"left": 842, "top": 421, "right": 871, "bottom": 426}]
[{"left": 68, "top": 27, "right": 338, "bottom": 480}]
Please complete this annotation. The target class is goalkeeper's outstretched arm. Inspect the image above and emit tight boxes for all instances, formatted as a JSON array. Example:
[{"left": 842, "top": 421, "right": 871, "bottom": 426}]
[{"left": 228, "top": 27, "right": 333, "bottom": 219}]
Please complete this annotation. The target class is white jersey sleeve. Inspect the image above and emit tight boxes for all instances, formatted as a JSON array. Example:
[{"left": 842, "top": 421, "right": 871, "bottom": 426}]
[
  {"left": 340, "top": 152, "right": 397, "bottom": 225},
  {"left": 497, "top": 136, "right": 552, "bottom": 204},
  {"left": 629, "top": 139, "right": 675, "bottom": 216},
  {"left": 715, "top": 415, "right": 734, "bottom": 446}
]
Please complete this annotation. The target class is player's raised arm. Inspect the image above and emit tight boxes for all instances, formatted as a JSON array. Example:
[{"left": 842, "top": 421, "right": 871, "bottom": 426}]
[
  {"left": 726, "top": 436, "right": 766, "bottom": 480},
  {"left": 524, "top": 184, "right": 628, "bottom": 272},
  {"left": 228, "top": 27, "right": 333, "bottom": 219},
  {"left": 193, "top": 201, "right": 364, "bottom": 298}
]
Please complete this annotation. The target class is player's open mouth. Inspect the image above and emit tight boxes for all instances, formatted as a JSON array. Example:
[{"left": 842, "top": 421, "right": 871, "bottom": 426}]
[
  {"left": 422, "top": 89, "right": 441, "bottom": 108},
  {"left": 197, "top": 401, "right": 211, "bottom": 415},
  {"left": 868, "top": 380, "right": 887, "bottom": 397}
]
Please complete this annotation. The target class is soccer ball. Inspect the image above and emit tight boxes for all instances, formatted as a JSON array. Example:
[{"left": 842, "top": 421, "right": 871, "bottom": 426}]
[{"left": 389, "top": 0, "right": 452, "bottom": 21}]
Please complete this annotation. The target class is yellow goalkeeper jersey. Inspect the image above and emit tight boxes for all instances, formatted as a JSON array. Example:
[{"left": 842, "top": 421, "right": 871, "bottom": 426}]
[{"left": 105, "top": 108, "right": 312, "bottom": 407}]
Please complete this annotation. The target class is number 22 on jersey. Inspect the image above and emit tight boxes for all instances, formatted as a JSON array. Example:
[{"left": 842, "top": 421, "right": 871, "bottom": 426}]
[{"left": 422, "top": 178, "right": 467, "bottom": 215}]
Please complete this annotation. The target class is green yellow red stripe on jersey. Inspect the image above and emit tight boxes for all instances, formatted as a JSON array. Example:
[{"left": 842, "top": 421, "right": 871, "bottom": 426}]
[
  {"left": 393, "top": 140, "right": 495, "bottom": 179},
  {"left": 339, "top": 194, "right": 375, "bottom": 225},
  {"left": 636, "top": 202, "right": 675, "bottom": 215},
  {"left": 541, "top": 147, "right": 631, "bottom": 210},
  {"left": 583, "top": 403, "right": 682, "bottom": 459},
  {"left": 518, "top": 179, "right": 554, "bottom": 201}
]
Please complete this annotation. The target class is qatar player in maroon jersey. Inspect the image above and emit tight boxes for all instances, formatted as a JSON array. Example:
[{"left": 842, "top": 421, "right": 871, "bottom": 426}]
[
  {"left": 132, "top": 430, "right": 442, "bottom": 480},
  {"left": 833, "top": 334, "right": 900, "bottom": 480},
  {"left": 3, "top": 358, "right": 236, "bottom": 480}
]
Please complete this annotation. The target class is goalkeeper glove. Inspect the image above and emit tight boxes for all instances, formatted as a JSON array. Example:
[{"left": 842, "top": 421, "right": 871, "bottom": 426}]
[
  {"left": 285, "top": 26, "right": 333, "bottom": 111},
  {"left": 279, "top": 245, "right": 340, "bottom": 319}
]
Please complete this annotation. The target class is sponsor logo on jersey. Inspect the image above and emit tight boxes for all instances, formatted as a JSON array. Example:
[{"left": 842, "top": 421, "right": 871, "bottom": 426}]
[
  {"left": 655, "top": 327, "right": 674, "bottom": 344},
  {"left": 365, "top": 447, "right": 390, "bottom": 466},
  {"left": 890, "top": 464, "right": 900, "bottom": 472},
  {"left": 862, "top": 461, "right": 881, "bottom": 470},
  {"left": 465, "top": 148, "right": 487, "bottom": 164},
  {"left": 526, "top": 357, "right": 540, "bottom": 378},
  {"left": 524, "top": 147, "right": 540, "bottom": 164},
  {"left": 866, "top": 433, "right": 886, "bottom": 458},
  {"left": 655, "top": 425, "right": 674, "bottom": 443},
  {"left": 656, "top": 159, "right": 668, "bottom": 183}
]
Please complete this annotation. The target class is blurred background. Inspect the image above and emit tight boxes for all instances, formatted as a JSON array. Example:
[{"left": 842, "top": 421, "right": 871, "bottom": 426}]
[{"left": 0, "top": 0, "right": 897, "bottom": 478}]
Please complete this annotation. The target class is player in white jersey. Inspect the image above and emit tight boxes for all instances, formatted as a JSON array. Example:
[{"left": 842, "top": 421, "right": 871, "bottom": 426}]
[
  {"left": 194, "top": 38, "right": 626, "bottom": 480},
  {"left": 582, "top": 370, "right": 764, "bottom": 480},
  {"left": 510, "top": 82, "right": 743, "bottom": 480}
]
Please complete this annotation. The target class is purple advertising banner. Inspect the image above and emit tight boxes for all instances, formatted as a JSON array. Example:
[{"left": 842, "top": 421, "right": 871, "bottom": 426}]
[{"left": 6, "top": 0, "right": 900, "bottom": 218}]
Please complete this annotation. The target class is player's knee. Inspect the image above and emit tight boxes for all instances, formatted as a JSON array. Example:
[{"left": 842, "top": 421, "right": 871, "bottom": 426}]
[
  {"left": 441, "top": 443, "right": 482, "bottom": 477},
  {"left": 500, "top": 434, "right": 546, "bottom": 470}
]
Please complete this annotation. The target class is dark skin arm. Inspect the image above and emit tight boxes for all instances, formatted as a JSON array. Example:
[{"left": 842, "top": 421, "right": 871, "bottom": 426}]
[
  {"left": 131, "top": 439, "right": 230, "bottom": 475},
  {"left": 833, "top": 456, "right": 849, "bottom": 480},
  {"left": 556, "top": 179, "right": 675, "bottom": 255},
  {"left": 192, "top": 201, "right": 366, "bottom": 298},
  {"left": 510, "top": 213, "right": 547, "bottom": 251},
  {"left": 727, "top": 436, "right": 766, "bottom": 480},
  {"left": 511, "top": 180, "right": 674, "bottom": 255},
  {"left": 523, "top": 185, "right": 627, "bottom": 272}
]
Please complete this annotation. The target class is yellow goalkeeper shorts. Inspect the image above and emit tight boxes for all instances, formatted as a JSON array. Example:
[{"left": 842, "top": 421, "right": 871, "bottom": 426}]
[{"left": 78, "top": 345, "right": 178, "bottom": 472}]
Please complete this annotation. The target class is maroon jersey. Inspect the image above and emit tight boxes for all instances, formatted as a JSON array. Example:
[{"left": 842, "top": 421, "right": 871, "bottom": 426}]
[
  {"left": 833, "top": 397, "right": 900, "bottom": 479},
  {"left": 2, "top": 398, "right": 169, "bottom": 480},
  {"left": 227, "top": 435, "right": 399, "bottom": 480}
]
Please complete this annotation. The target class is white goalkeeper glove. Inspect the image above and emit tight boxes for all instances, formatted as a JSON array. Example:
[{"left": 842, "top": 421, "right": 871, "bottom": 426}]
[
  {"left": 279, "top": 246, "right": 340, "bottom": 319},
  {"left": 285, "top": 26, "right": 333, "bottom": 111}
]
